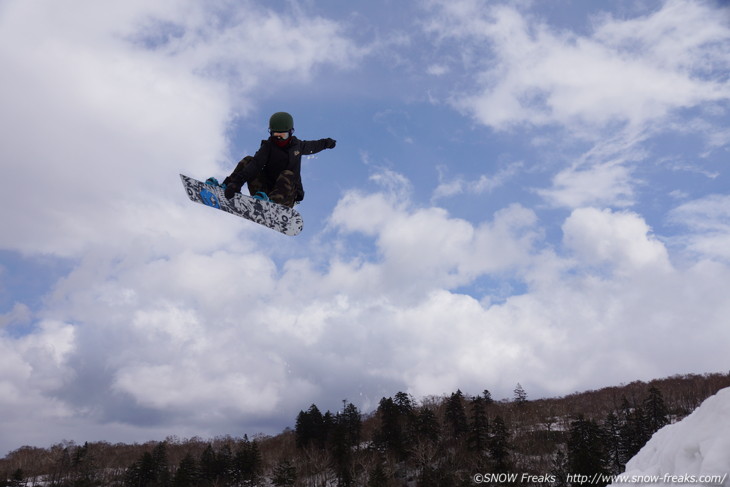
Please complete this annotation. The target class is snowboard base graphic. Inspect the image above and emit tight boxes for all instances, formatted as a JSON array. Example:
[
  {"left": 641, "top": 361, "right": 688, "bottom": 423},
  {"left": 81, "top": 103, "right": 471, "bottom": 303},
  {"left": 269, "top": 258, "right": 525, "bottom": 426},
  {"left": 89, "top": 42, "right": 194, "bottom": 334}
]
[{"left": 180, "top": 174, "right": 303, "bottom": 236}]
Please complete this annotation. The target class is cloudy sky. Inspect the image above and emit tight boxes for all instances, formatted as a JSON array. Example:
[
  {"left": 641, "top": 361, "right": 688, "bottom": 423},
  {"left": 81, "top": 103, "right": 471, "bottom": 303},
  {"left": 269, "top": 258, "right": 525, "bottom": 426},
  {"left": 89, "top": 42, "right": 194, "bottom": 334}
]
[{"left": 1, "top": 0, "right": 729, "bottom": 453}]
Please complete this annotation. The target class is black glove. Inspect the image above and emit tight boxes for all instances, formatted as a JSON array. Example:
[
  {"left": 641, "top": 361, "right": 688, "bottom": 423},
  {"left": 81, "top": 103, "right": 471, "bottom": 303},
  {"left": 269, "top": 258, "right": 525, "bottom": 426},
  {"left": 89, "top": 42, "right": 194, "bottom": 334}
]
[
  {"left": 324, "top": 138, "right": 336, "bottom": 149},
  {"left": 224, "top": 181, "right": 242, "bottom": 199}
]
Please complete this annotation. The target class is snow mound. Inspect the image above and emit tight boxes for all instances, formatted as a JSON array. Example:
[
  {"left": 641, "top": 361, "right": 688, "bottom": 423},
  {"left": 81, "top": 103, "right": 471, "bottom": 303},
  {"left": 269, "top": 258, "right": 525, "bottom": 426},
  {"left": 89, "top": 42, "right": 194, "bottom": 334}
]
[{"left": 612, "top": 387, "right": 730, "bottom": 486}]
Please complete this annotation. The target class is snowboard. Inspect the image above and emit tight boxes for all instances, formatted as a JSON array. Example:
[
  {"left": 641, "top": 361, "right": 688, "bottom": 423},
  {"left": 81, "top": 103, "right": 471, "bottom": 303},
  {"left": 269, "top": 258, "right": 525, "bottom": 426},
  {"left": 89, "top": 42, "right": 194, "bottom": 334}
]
[{"left": 179, "top": 174, "right": 304, "bottom": 236}]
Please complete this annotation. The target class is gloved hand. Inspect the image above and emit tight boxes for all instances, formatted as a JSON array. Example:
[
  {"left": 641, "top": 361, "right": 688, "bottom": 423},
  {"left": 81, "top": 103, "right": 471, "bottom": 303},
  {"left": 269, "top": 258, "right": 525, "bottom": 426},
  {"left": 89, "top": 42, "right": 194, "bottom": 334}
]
[
  {"left": 224, "top": 181, "right": 242, "bottom": 199},
  {"left": 324, "top": 138, "right": 336, "bottom": 149}
]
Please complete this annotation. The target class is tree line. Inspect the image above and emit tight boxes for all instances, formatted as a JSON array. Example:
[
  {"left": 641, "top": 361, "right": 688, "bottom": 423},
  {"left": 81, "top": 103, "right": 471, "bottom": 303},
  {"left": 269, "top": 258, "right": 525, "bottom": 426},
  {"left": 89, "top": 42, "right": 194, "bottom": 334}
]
[{"left": 1, "top": 372, "right": 729, "bottom": 487}]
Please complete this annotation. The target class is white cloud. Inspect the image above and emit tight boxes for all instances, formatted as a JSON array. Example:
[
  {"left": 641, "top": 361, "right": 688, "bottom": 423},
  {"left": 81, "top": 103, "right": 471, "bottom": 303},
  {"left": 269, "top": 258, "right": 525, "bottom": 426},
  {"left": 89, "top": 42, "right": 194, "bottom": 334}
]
[
  {"left": 593, "top": 0, "right": 730, "bottom": 75},
  {"left": 431, "top": 176, "right": 465, "bottom": 200},
  {"left": 330, "top": 178, "right": 541, "bottom": 294},
  {"left": 427, "top": 64, "right": 449, "bottom": 76},
  {"left": 668, "top": 194, "right": 730, "bottom": 261},
  {"left": 3, "top": 179, "right": 730, "bottom": 451},
  {"left": 562, "top": 207, "right": 671, "bottom": 275},
  {"left": 670, "top": 194, "right": 730, "bottom": 232},
  {"left": 0, "top": 303, "right": 32, "bottom": 328},
  {"left": 0, "top": 320, "right": 76, "bottom": 433},
  {"left": 423, "top": 0, "right": 729, "bottom": 211},
  {"left": 426, "top": 0, "right": 730, "bottom": 132},
  {"left": 538, "top": 160, "right": 636, "bottom": 208},
  {"left": 137, "top": 1, "right": 364, "bottom": 91},
  {"left": 432, "top": 161, "right": 524, "bottom": 201}
]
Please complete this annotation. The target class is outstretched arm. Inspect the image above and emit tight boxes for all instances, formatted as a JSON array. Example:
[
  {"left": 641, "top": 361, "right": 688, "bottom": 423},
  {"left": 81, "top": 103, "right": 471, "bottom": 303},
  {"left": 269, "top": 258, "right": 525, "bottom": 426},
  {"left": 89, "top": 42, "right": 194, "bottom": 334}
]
[{"left": 301, "top": 138, "right": 336, "bottom": 155}]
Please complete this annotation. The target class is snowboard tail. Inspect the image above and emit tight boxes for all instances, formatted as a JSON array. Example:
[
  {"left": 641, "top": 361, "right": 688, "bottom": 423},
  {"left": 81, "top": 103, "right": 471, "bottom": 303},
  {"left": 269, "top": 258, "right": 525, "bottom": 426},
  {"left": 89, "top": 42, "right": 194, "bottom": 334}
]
[{"left": 180, "top": 174, "right": 303, "bottom": 236}]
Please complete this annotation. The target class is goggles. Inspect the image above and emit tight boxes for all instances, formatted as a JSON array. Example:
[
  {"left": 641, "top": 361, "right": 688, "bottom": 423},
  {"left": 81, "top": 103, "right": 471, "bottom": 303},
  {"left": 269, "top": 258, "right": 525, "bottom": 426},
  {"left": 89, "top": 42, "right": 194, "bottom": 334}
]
[{"left": 269, "top": 129, "right": 292, "bottom": 139}]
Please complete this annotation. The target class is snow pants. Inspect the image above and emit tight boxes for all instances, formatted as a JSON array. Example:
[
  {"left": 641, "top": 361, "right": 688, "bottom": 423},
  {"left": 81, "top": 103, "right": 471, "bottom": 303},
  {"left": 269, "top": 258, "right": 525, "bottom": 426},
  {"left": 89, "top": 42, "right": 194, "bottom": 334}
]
[{"left": 238, "top": 156, "right": 298, "bottom": 208}]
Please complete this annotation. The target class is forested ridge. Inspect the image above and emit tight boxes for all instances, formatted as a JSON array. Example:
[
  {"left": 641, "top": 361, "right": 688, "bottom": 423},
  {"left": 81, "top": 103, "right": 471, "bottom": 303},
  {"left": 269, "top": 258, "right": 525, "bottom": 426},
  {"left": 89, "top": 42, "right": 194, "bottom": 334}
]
[{"left": 2, "top": 372, "right": 729, "bottom": 487}]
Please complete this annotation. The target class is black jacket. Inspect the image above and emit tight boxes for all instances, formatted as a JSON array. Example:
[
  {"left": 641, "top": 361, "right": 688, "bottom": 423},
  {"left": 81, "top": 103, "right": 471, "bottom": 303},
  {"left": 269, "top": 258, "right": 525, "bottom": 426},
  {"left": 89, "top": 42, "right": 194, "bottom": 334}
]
[{"left": 227, "top": 136, "right": 329, "bottom": 202}]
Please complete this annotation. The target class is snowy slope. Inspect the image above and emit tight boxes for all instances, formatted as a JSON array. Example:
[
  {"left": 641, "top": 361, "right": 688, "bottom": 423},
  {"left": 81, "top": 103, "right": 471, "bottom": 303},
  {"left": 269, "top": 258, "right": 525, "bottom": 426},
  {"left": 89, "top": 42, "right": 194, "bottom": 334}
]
[{"left": 611, "top": 387, "right": 730, "bottom": 486}]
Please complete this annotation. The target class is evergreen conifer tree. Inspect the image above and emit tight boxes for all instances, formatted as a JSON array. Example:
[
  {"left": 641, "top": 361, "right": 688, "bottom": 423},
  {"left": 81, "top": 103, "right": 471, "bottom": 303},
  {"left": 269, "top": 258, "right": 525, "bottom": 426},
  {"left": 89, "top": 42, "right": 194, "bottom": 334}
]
[
  {"left": 339, "top": 402, "right": 362, "bottom": 449},
  {"left": 468, "top": 395, "right": 490, "bottom": 456},
  {"left": 415, "top": 407, "right": 440, "bottom": 445},
  {"left": 513, "top": 383, "right": 528, "bottom": 405},
  {"left": 489, "top": 416, "right": 511, "bottom": 472},
  {"left": 71, "top": 441, "right": 97, "bottom": 486},
  {"left": 151, "top": 442, "right": 170, "bottom": 486},
  {"left": 618, "top": 398, "right": 648, "bottom": 462},
  {"left": 216, "top": 444, "right": 234, "bottom": 485},
  {"left": 367, "top": 460, "right": 391, "bottom": 487},
  {"left": 568, "top": 416, "right": 608, "bottom": 478},
  {"left": 233, "top": 435, "right": 262, "bottom": 486},
  {"left": 445, "top": 390, "right": 469, "bottom": 440},
  {"left": 482, "top": 389, "right": 494, "bottom": 406},
  {"left": 330, "top": 402, "right": 361, "bottom": 487},
  {"left": 295, "top": 405, "right": 329, "bottom": 450},
  {"left": 199, "top": 444, "right": 224, "bottom": 485},
  {"left": 393, "top": 391, "right": 415, "bottom": 412},
  {"left": 271, "top": 459, "right": 297, "bottom": 487},
  {"left": 643, "top": 386, "right": 669, "bottom": 434},
  {"left": 394, "top": 391, "right": 417, "bottom": 446},
  {"left": 603, "top": 412, "right": 624, "bottom": 474},
  {"left": 173, "top": 453, "right": 199, "bottom": 487},
  {"left": 374, "top": 396, "right": 410, "bottom": 459},
  {"left": 8, "top": 469, "right": 25, "bottom": 487},
  {"left": 123, "top": 451, "right": 155, "bottom": 487}
]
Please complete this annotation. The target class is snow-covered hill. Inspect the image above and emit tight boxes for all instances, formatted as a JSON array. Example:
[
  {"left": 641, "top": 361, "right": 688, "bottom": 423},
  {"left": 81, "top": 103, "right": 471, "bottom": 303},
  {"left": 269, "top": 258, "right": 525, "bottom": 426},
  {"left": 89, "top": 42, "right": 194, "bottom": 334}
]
[{"left": 611, "top": 387, "right": 730, "bottom": 486}]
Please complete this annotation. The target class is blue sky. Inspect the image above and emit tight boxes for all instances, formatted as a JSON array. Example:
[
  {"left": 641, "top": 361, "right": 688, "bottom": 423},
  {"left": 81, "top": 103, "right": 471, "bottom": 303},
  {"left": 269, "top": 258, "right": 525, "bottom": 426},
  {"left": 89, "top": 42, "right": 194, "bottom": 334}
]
[{"left": 0, "top": 0, "right": 729, "bottom": 453}]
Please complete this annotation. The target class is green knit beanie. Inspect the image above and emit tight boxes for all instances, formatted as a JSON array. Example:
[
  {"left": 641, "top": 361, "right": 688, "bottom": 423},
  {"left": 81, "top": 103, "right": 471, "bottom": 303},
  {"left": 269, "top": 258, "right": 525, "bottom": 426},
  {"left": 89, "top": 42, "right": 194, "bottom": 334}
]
[{"left": 269, "top": 112, "right": 294, "bottom": 132}]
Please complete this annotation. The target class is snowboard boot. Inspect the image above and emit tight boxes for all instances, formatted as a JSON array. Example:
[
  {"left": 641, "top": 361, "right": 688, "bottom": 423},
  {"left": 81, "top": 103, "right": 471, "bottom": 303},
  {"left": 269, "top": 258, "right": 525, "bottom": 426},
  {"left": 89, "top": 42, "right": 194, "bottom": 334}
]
[
  {"left": 206, "top": 177, "right": 227, "bottom": 190},
  {"left": 252, "top": 191, "right": 271, "bottom": 202}
]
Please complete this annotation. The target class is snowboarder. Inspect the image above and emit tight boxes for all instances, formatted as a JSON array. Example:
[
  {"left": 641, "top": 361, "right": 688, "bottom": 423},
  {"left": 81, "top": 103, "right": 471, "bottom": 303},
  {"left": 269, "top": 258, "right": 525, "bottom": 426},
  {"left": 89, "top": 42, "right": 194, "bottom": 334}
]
[{"left": 217, "top": 112, "right": 336, "bottom": 208}]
